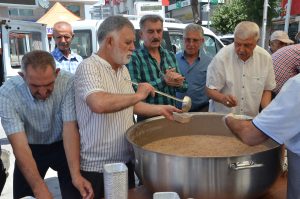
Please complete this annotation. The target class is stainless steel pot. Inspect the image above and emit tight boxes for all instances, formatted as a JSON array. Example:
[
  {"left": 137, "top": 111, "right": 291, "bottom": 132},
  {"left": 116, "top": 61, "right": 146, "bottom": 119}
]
[{"left": 126, "top": 113, "right": 282, "bottom": 199}]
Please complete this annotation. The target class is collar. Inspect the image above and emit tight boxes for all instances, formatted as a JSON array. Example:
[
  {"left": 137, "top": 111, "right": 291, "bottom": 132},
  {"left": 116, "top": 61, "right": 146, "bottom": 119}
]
[{"left": 52, "top": 48, "right": 79, "bottom": 62}]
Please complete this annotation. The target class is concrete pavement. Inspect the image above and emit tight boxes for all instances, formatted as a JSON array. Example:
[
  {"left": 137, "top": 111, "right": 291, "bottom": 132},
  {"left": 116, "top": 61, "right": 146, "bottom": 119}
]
[{"left": 0, "top": 124, "right": 62, "bottom": 199}]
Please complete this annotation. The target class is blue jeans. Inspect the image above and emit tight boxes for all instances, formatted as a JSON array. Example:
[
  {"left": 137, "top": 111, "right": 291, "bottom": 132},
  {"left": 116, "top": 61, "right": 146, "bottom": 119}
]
[{"left": 13, "top": 141, "right": 78, "bottom": 199}]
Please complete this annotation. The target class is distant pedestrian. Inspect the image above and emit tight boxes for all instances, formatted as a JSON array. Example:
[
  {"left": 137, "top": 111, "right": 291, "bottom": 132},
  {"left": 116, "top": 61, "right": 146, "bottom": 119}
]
[
  {"left": 269, "top": 30, "right": 294, "bottom": 54},
  {"left": 51, "top": 21, "right": 83, "bottom": 73}
]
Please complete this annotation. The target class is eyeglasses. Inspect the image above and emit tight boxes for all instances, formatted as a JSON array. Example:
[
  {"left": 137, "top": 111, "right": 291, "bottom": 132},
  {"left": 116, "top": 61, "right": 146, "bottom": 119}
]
[
  {"left": 184, "top": 38, "right": 201, "bottom": 43},
  {"left": 54, "top": 35, "right": 73, "bottom": 40}
]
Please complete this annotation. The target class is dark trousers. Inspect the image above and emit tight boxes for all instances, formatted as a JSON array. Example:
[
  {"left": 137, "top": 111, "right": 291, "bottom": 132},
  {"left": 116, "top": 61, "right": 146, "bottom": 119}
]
[
  {"left": 13, "top": 141, "right": 78, "bottom": 199},
  {"left": 68, "top": 162, "right": 136, "bottom": 199},
  {"left": 0, "top": 158, "right": 7, "bottom": 195}
]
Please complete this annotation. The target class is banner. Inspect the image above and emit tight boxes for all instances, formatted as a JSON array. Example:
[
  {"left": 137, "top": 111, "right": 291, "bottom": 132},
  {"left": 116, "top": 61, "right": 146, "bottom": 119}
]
[
  {"left": 162, "top": 0, "right": 170, "bottom": 6},
  {"left": 281, "top": 0, "right": 300, "bottom": 15}
]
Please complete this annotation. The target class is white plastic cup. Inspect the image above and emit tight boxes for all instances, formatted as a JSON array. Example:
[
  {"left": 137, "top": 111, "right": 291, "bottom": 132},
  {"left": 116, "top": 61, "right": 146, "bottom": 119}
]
[
  {"left": 153, "top": 192, "right": 181, "bottom": 199},
  {"left": 104, "top": 162, "right": 128, "bottom": 199}
]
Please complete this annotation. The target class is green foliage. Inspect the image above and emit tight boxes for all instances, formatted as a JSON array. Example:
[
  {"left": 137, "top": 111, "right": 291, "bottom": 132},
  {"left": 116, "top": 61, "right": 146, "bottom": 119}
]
[
  {"left": 211, "top": 0, "right": 281, "bottom": 35},
  {"left": 211, "top": 0, "right": 247, "bottom": 34}
]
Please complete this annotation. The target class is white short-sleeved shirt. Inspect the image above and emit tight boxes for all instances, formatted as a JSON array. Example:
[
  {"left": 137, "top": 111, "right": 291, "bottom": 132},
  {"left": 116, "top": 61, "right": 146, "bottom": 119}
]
[
  {"left": 75, "top": 54, "right": 135, "bottom": 172},
  {"left": 253, "top": 74, "right": 300, "bottom": 154},
  {"left": 206, "top": 44, "right": 276, "bottom": 117}
]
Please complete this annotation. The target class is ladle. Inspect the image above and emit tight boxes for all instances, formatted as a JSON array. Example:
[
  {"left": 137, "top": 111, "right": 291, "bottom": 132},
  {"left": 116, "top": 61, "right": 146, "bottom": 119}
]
[{"left": 126, "top": 80, "right": 192, "bottom": 112}]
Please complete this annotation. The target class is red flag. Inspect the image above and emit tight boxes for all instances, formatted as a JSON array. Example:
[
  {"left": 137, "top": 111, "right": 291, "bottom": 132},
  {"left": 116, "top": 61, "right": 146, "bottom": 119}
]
[
  {"left": 281, "top": 0, "right": 300, "bottom": 15},
  {"left": 162, "top": 0, "right": 170, "bottom": 6}
]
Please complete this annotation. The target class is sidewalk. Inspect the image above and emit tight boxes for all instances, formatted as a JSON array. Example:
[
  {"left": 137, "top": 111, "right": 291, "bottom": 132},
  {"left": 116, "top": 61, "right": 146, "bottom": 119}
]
[{"left": 1, "top": 126, "right": 62, "bottom": 199}]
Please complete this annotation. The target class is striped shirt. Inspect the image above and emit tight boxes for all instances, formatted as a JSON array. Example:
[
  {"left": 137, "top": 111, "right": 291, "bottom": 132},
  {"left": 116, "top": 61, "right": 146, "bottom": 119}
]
[
  {"left": 51, "top": 48, "right": 83, "bottom": 74},
  {"left": 272, "top": 44, "right": 300, "bottom": 94},
  {"left": 126, "top": 45, "right": 188, "bottom": 106},
  {"left": 0, "top": 71, "right": 76, "bottom": 144},
  {"left": 75, "top": 54, "right": 135, "bottom": 173}
]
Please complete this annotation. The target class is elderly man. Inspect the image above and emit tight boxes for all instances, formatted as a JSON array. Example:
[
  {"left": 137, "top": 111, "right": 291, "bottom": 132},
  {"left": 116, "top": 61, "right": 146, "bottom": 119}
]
[
  {"left": 0, "top": 50, "right": 93, "bottom": 199},
  {"left": 127, "top": 14, "right": 188, "bottom": 121},
  {"left": 269, "top": 30, "right": 294, "bottom": 54},
  {"left": 225, "top": 73, "right": 300, "bottom": 199},
  {"left": 176, "top": 24, "right": 212, "bottom": 112},
  {"left": 67, "top": 16, "right": 180, "bottom": 198},
  {"left": 206, "top": 21, "right": 276, "bottom": 117},
  {"left": 51, "top": 21, "right": 83, "bottom": 73}
]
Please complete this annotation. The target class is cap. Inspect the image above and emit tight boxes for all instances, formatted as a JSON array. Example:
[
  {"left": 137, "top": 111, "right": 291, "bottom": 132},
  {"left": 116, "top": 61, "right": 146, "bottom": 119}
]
[{"left": 270, "top": 30, "right": 294, "bottom": 44}]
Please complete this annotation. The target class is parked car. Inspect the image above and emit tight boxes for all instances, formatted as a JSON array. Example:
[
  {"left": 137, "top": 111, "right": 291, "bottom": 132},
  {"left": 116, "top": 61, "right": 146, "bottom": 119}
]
[
  {"left": 218, "top": 34, "right": 234, "bottom": 45},
  {"left": 71, "top": 16, "right": 224, "bottom": 59}
]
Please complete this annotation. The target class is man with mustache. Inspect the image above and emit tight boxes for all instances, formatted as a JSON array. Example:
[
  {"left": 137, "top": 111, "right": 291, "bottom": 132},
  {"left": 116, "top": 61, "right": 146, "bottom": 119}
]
[
  {"left": 51, "top": 21, "right": 83, "bottom": 74},
  {"left": 205, "top": 21, "right": 276, "bottom": 117},
  {"left": 0, "top": 50, "right": 93, "bottom": 199},
  {"left": 67, "top": 16, "right": 181, "bottom": 198},
  {"left": 127, "top": 14, "right": 188, "bottom": 122}
]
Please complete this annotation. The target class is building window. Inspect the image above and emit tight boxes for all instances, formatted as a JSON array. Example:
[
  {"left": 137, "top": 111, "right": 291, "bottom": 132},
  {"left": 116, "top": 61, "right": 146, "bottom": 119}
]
[
  {"left": 8, "top": 8, "right": 33, "bottom": 16},
  {"left": 66, "top": 5, "right": 80, "bottom": 17}
]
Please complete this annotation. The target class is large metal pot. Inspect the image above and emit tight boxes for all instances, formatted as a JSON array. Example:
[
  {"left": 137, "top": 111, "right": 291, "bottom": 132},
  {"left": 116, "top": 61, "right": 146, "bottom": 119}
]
[{"left": 126, "top": 113, "right": 282, "bottom": 199}]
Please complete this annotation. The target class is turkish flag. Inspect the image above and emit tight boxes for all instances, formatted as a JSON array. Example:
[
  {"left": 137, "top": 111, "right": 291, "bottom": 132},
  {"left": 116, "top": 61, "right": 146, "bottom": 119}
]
[
  {"left": 162, "top": 0, "right": 169, "bottom": 6},
  {"left": 281, "top": 0, "right": 300, "bottom": 15}
]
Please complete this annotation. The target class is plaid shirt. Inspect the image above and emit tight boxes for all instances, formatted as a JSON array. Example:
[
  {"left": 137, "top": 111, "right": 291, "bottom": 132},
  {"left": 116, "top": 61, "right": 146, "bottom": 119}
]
[
  {"left": 51, "top": 48, "right": 83, "bottom": 74},
  {"left": 127, "top": 45, "right": 188, "bottom": 106},
  {"left": 272, "top": 44, "right": 300, "bottom": 94}
]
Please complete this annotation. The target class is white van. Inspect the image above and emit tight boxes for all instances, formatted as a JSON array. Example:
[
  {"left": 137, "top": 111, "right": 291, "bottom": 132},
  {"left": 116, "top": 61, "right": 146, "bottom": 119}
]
[
  {"left": 71, "top": 16, "right": 224, "bottom": 59},
  {"left": 0, "top": 19, "right": 49, "bottom": 84}
]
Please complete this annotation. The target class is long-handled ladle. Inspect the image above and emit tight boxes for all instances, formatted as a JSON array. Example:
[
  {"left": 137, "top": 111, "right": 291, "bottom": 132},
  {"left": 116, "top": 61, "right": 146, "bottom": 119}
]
[{"left": 126, "top": 79, "right": 192, "bottom": 112}]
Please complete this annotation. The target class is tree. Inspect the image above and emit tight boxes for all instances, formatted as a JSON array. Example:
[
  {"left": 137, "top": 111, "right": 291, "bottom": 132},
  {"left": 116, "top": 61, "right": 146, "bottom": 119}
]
[
  {"left": 211, "top": 0, "right": 247, "bottom": 34},
  {"left": 211, "top": 0, "right": 281, "bottom": 35}
]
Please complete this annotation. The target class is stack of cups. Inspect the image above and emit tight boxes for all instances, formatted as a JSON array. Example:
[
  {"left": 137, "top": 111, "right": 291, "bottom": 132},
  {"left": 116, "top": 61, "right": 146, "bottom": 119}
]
[
  {"left": 153, "top": 192, "right": 181, "bottom": 199},
  {"left": 104, "top": 162, "right": 128, "bottom": 199}
]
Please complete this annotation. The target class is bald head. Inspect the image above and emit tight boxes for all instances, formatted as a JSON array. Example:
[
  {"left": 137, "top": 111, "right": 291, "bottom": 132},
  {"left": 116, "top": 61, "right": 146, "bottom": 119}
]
[{"left": 52, "top": 21, "right": 74, "bottom": 55}]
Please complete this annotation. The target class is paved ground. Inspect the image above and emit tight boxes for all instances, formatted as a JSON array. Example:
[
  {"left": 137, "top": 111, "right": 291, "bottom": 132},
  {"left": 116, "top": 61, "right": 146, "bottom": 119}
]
[{"left": 0, "top": 123, "right": 62, "bottom": 199}]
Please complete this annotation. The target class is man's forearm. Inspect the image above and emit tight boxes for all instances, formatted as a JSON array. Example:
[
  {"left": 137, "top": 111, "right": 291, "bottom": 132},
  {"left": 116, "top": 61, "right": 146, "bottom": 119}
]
[
  {"left": 63, "top": 122, "right": 81, "bottom": 180},
  {"left": 8, "top": 133, "right": 51, "bottom": 197}
]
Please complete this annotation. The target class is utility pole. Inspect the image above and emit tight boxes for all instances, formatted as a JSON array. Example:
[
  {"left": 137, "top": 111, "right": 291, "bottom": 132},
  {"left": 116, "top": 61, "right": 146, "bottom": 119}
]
[
  {"left": 284, "top": 0, "right": 292, "bottom": 33},
  {"left": 261, "top": 0, "right": 268, "bottom": 48},
  {"left": 191, "top": 0, "right": 201, "bottom": 24}
]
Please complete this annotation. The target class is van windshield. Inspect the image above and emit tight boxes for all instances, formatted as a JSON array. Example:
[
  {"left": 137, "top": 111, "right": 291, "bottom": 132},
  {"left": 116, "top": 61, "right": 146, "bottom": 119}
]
[
  {"left": 8, "top": 31, "right": 43, "bottom": 69},
  {"left": 169, "top": 30, "right": 223, "bottom": 57},
  {"left": 72, "top": 29, "right": 173, "bottom": 59}
]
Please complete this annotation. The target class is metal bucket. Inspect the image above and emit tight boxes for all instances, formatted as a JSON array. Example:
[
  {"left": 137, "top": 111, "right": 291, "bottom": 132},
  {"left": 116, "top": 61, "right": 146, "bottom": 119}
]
[{"left": 126, "top": 113, "right": 282, "bottom": 199}]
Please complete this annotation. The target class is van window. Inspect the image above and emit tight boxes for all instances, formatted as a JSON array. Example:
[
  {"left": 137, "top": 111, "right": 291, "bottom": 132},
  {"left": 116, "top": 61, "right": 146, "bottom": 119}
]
[
  {"left": 9, "top": 31, "right": 43, "bottom": 69},
  {"left": 71, "top": 30, "right": 92, "bottom": 59},
  {"left": 169, "top": 30, "right": 223, "bottom": 57},
  {"left": 72, "top": 29, "right": 173, "bottom": 58},
  {"left": 203, "top": 35, "right": 223, "bottom": 58}
]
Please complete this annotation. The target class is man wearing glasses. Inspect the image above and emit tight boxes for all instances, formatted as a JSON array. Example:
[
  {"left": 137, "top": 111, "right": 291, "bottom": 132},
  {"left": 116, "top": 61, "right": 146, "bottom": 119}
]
[
  {"left": 175, "top": 24, "right": 212, "bottom": 112},
  {"left": 51, "top": 21, "right": 83, "bottom": 74}
]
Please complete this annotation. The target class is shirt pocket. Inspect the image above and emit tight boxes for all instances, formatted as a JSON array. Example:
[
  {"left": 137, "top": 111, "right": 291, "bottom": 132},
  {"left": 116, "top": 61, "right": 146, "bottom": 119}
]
[{"left": 245, "top": 75, "right": 266, "bottom": 96}]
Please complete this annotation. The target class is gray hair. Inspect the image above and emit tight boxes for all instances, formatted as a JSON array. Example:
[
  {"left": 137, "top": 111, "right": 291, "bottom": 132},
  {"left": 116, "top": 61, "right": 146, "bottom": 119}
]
[
  {"left": 21, "top": 50, "right": 56, "bottom": 73},
  {"left": 183, "top": 23, "right": 204, "bottom": 38},
  {"left": 139, "top": 14, "right": 163, "bottom": 29},
  {"left": 234, "top": 21, "right": 260, "bottom": 41},
  {"left": 97, "top": 16, "right": 135, "bottom": 45},
  {"left": 53, "top": 21, "right": 73, "bottom": 34}
]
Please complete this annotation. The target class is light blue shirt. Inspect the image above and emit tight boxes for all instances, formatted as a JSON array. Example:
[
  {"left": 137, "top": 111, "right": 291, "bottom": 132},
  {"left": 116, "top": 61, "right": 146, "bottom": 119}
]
[
  {"left": 51, "top": 48, "right": 83, "bottom": 74},
  {"left": 253, "top": 74, "right": 300, "bottom": 154},
  {"left": 0, "top": 70, "right": 76, "bottom": 144},
  {"left": 176, "top": 51, "right": 212, "bottom": 111}
]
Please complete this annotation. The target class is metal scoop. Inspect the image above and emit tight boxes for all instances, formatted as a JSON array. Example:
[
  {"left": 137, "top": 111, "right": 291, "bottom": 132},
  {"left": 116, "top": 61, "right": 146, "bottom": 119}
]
[{"left": 127, "top": 80, "right": 192, "bottom": 112}]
